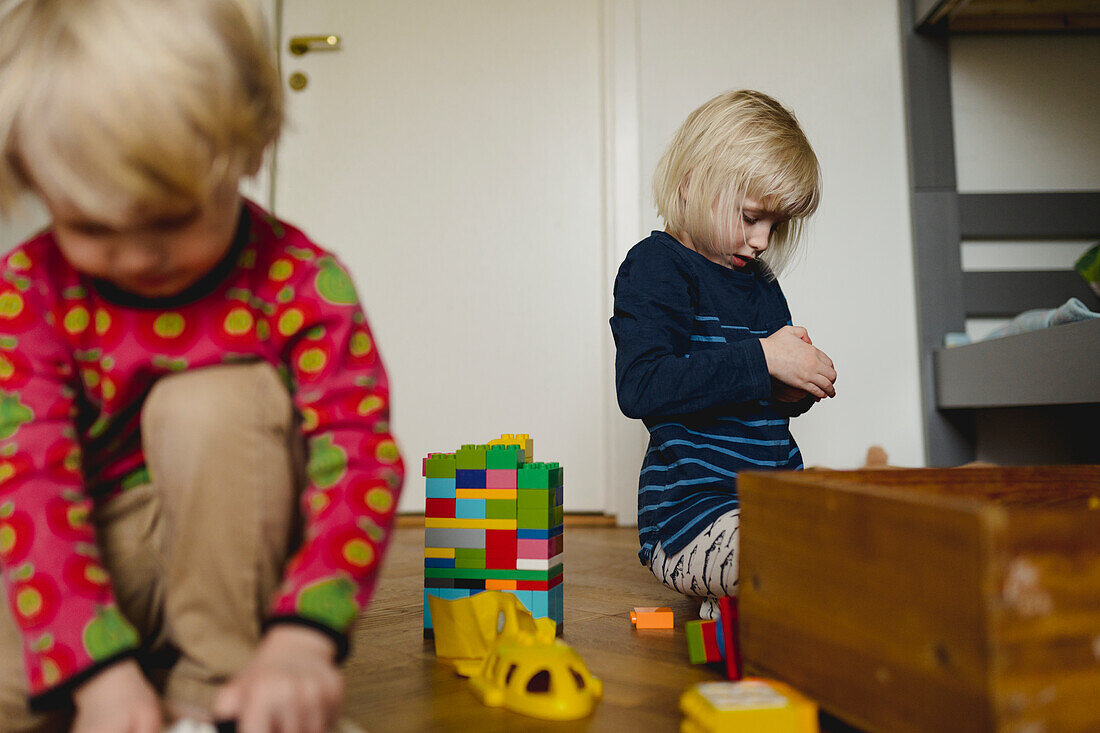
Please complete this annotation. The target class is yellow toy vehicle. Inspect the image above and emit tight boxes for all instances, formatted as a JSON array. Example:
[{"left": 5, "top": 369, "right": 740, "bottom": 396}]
[{"left": 468, "top": 638, "right": 603, "bottom": 721}]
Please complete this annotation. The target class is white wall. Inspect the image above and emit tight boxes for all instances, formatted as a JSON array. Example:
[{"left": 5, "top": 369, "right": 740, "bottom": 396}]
[
  {"left": 7, "top": 4, "right": 1092, "bottom": 492},
  {"left": 627, "top": 0, "right": 925, "bottom": 469},
  {"left": 951, "top": 34, "right": 1100, "bottom": 193},
  {"left": 0, "top": 197, "right": 48, "bottom": 255}
]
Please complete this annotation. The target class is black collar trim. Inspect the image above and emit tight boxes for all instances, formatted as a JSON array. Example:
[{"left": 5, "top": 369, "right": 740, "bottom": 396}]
[{"left": 90, "top": 204, "right": 251, "bottom": 310}]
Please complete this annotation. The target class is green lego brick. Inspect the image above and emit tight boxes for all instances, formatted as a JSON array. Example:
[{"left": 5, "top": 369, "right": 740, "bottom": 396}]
[
  {"left": 455, "top": 444, "right": 488, "bottom": 470},
  {"left": 486, "top": 498, "right": 517, "bottom": 519},
  {"left": 424, "top": 566, "right": 561, "bottom": 581},
  {"left": 454, "top": 548, "right": 486, "bottom": 562},
  {"left": 425, "top": 453, "right": 456, "bottom": 479},
  {"left": 517, "top": 462, "right": 549, "bottom": 489},
  {"left": 554, "top": 506, "right": 564, "bottom": 526},
  {"left": 455, "top": 557, "right": 487, "bottom": 569},
  {"left": 550, "top": 465, "right": 563, "bottom": 488},
  {"left": 517, "top": 489, "right": 552, "bottom": 511},
  {"left": 517, "top": 462, "right": 563, "bottom": 489},
  {"left": 486, "top": 444, "right": 524, "bottom": 469},
  {"left": 517, "top": 507, "right": 551, "bottom": 529},
  {"left": 685, "top": 620, "right": 708, "bottom": 664}
]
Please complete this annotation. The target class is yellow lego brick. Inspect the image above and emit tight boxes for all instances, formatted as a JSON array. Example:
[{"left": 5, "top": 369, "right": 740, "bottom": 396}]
[
  {"left": 456, "top": 488, "right": 518, "bottom": 500},
  {"left": 424, "top": 517, "right": 518, "bottom": 530},
  {"left": 424, "top": 547, "right": 456, "bottom": 559},
  {"left": 488, "top": 433, "right": 534, "bottom": 462},
  {"left": 680, "top": 679, "right": 818, "bottom": 733}
]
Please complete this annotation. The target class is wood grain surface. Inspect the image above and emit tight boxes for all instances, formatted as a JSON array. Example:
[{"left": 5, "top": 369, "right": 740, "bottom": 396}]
[
  {"left": 739, "top": 467, "right": 1100, "bottom": 733},
  {"left": 342, "top": 523, "right": 866, "bottom": 732}
]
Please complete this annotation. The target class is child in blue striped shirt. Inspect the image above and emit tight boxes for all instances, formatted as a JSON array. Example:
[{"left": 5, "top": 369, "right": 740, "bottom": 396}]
[{"left": 610, "top": 90, "right": 837, "bottom": 619}]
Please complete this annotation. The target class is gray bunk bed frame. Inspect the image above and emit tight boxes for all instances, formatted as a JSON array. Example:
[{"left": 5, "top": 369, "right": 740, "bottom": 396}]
[{"left": 900, "top": 0, "right": 1100, "bottom": 466}]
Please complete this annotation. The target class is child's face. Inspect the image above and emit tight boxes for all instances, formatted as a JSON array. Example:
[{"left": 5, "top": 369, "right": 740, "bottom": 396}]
[
  {"left": 722, "top": 196, "right": 787, "bottom": 268},
  {"left": 40, "top": 184, "right": 242, "bottom": 298}
]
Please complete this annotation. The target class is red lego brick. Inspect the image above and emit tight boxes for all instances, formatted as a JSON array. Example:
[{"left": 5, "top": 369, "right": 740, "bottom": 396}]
[
  {"left": 485, "top": 529, "right": 517, "bottom": 569},
  {"left": 719, "top": 596, "right": 742, "bottom": 680},
  {"left": 425, "top": 498, "right": 455, "bottom": 519},
  {"left": 702, "top": 618, "right": 721, "bottom": 661}
]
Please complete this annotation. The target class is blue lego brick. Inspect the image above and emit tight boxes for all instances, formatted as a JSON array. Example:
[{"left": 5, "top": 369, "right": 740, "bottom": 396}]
[
  {"left": 529, "top": 590, "right": 549, "bottom": 618},
  {"left": 424, "top": 588, "right": 448, "bottom": 628},
  {"left": 426, "top": 477, "right": 457, "bottom": 498},
  {"left": 517, "top": 525, "right": 563, "bottom": 540},
  {"left": 455, "top": 498, "right": 487, "bottom": 519},
  {"left": 456, "top": 469, "right": 487, "bottom": 489},
  {"left": 504, "top": 590, "right": 533, "bottom": 616},
  {"left": 424, "top": 558, "right": 455, "bottom": 569},
  {"left": 424, "top": 588, "right": 474, "bottom": 631},
  {"left": 550, "top": 583, "right": 564, "bottom": 623}
]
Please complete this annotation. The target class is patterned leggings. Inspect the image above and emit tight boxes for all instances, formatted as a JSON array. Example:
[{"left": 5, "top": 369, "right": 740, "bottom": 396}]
[{"left": 647, "top": 508, "right": 740, "bottom": 618}]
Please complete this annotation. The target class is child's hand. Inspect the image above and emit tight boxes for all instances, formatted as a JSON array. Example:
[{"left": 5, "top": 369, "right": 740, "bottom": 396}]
[
  {"left": 760, "top": 326, "right": 837, "bottom": 399},
  {"left": 72, "top": 659, "right": 162, "bottom": 733},
  {"left": 772, "top": 379, "right": 815, "bottom": 403},
  {"left": 212, "top": 625, "right": 343, "bottom": 733}
]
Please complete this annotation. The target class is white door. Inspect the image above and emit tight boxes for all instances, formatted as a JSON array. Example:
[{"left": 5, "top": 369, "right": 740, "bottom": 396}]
[{"left": 275, "top": 1, "right": 614, "bottom": 513}]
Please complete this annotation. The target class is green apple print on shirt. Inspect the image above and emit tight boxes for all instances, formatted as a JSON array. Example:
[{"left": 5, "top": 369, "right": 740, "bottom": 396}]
[
  {"left": 315, "top": 258, "right": 357, "bottom": 305},
  {"left": 83, "top": 607, "right": 139, "bottom": 661},
  {"left": 0, "top": 392, "right": 33, "bottom": 439},
  {"left": 308, "top": 434, "right": 347, "bottom": 489},
  {"left": 296, "top": 577, "right": 357, "bottom": 630}
]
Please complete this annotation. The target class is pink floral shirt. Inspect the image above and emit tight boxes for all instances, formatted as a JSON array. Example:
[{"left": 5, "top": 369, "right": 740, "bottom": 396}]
[{"left": 0, "top": 199, "right": 404, "bottom": 705}]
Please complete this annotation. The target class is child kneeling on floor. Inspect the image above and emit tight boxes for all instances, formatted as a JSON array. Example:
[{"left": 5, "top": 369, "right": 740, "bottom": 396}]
[
  {"left": 610, "top": 90, "right": 837, "bottom": 620},
  {"left": 0, "top": 1, "right": 404, "bottom": 731}
]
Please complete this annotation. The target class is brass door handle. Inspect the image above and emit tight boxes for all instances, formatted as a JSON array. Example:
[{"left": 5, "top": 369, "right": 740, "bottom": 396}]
[{"left": 288, "top": 35, "right": 341, "bottom": 56}]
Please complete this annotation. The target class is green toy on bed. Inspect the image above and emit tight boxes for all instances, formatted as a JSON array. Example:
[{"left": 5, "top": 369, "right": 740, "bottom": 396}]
[{"left": 1077, "top": 242, "right": 1100, "bottom": 298}]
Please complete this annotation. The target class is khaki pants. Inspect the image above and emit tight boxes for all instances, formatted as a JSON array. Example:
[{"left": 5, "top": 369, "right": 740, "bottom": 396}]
[{"left": 0, "top": 362, "right": 304, "bottom": 731}]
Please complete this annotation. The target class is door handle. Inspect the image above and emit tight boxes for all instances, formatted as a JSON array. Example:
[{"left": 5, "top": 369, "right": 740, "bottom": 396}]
[{"left": 288, "top": 35, "right": 342, "bottom": 56}]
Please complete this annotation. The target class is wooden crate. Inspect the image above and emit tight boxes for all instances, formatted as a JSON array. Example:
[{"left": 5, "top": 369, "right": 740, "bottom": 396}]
[{"left": 738, "top": 467, "right": 1100, "bottom": 733}]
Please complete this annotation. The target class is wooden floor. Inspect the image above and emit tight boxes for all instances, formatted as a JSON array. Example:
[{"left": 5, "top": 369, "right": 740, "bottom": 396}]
[
  {"left": 341, "top": 524, "right": 713, "bottom": 732},
  {"left": 340, "top": 523, "right": 861, "bottom": 732}
]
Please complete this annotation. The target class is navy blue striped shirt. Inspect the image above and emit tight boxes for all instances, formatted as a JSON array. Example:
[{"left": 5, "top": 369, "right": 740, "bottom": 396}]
[{"left": 610, "top": 232, "right": 813, "bottom": 564}]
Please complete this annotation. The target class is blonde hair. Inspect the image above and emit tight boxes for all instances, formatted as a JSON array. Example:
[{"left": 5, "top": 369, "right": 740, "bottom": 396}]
[
  {"left": 0, "top": 0, "right": 283, "bottom": 222},
  {"left": 654, "top": 89, "right": 821, "bottom": 275}
]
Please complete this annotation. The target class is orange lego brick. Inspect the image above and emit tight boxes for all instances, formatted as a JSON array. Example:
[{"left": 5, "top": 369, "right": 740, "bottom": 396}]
[{"left": 630, "top": 606, "right": 674, "bottom": 630}]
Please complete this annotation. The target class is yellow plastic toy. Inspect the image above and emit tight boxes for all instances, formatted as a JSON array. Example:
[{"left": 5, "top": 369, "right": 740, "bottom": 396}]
[
  {"left": 468, "top": 638, "right": 603, "bottom": 721},
  {"left": 680, "top": 679, "right": 818, "bottom": 733},
  {"left": 428, "top": 591, "right": 556, "bottom": 676}
]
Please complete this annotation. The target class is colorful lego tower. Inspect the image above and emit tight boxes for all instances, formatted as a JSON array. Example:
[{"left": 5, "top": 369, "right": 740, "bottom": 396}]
[{"left": 423, "top": 434, "right": 564, "bottom": 637}]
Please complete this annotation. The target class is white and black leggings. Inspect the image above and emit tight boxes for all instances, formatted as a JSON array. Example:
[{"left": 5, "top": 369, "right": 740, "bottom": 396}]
[{"left": 647, "top": 508, "right": 739, "bottom": 619}]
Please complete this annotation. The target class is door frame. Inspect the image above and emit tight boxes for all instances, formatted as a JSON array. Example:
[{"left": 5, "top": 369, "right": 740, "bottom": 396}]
[{"left": 600, "top": 0, "right": 647, "bottom": 525}]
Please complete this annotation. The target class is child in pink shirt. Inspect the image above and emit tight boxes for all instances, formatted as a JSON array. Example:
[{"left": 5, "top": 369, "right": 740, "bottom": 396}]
[{"left": 0, "top": 1, "right": 404, "bottom": 731}]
